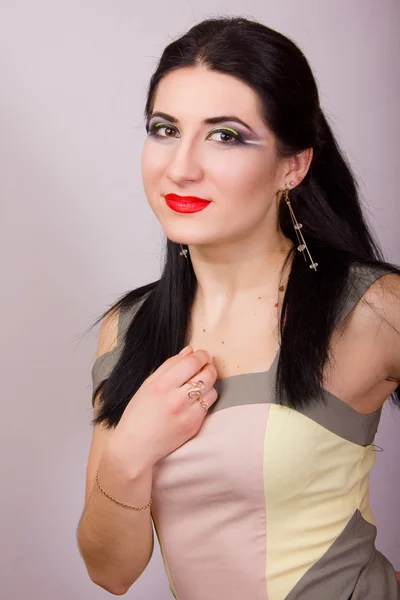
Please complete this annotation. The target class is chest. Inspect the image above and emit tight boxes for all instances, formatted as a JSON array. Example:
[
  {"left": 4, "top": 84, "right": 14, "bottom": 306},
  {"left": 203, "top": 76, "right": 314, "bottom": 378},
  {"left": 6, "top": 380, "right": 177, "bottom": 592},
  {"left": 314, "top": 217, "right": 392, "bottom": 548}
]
[
  {"left": 187, "top": 298, "right": 281, "bottom": 379},
  {"left": 187, "top": 300, "right": 392, "bottom": 416}
]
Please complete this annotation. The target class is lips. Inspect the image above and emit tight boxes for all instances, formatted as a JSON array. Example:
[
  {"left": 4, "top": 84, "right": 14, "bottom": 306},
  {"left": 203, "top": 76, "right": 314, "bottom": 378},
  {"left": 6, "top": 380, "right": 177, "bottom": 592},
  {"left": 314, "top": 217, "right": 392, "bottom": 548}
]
[{"left": 165, "top": 193, "right": 211, "bottom": 214}]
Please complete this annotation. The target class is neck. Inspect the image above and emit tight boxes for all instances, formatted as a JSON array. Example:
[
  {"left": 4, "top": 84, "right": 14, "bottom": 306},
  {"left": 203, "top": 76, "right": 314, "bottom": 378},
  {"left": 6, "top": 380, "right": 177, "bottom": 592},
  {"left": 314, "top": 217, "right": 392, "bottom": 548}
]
[{"left": 187, "top": 234, "right": 294, "bottom": 323}]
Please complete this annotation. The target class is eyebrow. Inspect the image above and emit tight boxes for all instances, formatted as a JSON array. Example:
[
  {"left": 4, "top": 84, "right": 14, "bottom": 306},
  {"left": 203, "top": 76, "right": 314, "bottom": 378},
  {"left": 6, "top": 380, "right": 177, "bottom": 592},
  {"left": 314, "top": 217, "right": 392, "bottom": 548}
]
[{"left": 148, "top": 111, "right": 255, "bottom": 133}]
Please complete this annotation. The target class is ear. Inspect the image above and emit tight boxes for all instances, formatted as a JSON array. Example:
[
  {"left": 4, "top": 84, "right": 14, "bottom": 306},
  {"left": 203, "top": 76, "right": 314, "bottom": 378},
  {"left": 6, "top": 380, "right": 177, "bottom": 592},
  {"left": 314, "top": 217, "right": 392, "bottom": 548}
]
[{"left": 281, "top": 147, "right": 313, "bottom": 189}]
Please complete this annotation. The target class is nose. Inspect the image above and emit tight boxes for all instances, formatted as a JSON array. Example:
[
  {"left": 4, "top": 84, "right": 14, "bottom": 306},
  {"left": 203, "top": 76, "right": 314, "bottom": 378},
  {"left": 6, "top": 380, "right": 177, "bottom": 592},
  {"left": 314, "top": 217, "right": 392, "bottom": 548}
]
[{"left": 165, "top": 137, "right": 203, "bottom": 185}]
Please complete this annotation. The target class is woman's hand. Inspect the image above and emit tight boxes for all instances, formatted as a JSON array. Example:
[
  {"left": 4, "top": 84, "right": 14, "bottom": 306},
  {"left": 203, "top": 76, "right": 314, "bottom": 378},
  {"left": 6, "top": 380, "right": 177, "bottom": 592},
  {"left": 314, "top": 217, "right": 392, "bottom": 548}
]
[{"left": 107, "top": 345, "right": 218, "bottom": 474}]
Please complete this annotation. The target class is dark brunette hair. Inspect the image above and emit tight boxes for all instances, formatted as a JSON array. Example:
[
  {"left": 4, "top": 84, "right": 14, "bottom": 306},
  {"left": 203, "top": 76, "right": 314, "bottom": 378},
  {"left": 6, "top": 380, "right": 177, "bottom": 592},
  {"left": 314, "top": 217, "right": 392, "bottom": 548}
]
[{"left": 87, "top": 16, "right": 400, "bottom": 429}]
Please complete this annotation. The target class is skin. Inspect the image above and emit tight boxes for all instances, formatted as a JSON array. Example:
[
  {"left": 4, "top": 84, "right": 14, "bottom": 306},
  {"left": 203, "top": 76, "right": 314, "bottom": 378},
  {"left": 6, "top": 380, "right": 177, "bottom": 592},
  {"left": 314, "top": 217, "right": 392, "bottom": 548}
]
[
  {"left": 141, "top": 65, "right": 400, "bottom": 579},
  {"left": 141, "top": 65, "right": 313, "bottom": 323}
]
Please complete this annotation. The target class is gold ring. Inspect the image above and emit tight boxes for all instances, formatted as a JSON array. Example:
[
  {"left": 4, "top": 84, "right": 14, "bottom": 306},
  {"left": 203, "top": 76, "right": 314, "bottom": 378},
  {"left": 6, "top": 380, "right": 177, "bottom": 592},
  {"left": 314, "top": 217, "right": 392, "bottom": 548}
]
[{"left": 186, "top": 380, "right": 209, "bottom": 412}]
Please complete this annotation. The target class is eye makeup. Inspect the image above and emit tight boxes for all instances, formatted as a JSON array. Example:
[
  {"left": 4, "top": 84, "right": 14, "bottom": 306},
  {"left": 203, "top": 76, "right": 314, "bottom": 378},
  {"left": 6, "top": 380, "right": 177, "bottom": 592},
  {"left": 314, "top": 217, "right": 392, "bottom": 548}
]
[
  {"left": 149, "top": 111, "right": 255, "bottom": 133},
  {"left": 147, "top": 121, "right": 247, "bottom": 146}
]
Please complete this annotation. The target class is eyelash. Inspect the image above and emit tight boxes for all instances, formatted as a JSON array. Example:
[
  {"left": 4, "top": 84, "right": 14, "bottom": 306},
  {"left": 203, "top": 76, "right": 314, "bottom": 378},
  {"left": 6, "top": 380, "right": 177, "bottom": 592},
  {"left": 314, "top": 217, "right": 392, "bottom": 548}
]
[{"left": 146, "top": 123, "right": 245, "bottom": 145}]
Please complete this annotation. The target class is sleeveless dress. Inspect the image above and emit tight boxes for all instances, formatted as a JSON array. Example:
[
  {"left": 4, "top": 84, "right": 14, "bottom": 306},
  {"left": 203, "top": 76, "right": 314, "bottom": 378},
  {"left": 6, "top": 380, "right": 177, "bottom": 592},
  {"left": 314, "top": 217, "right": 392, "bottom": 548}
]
[{"left": 91, "top": 263, "right": 399, "bottom": 600}]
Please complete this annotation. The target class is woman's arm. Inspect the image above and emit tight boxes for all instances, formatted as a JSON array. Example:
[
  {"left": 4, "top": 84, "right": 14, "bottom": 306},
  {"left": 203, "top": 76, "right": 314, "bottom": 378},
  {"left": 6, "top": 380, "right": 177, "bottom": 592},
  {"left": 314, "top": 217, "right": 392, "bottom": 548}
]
[
  {"left": 374, "top": 273, "right": 400, "bottom": 383},
  {"left": 366, "top": 273, "right": 400, "bottom": 586},
  {"left": 76, "top": 424, "right": 154, "bottom": 595},
  {"left": 76, "top": 309, "right": 154, "bottom": 595}
]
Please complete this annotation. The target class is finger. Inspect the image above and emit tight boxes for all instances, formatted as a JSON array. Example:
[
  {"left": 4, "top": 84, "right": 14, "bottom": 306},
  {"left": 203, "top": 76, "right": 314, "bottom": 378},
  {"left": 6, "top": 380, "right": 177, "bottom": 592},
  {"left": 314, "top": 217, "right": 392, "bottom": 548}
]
[
  {"left": 182, "top": 362, "right": 218, "bottom": 400},
  {"left": 143, "top": 346, "right": 194, "bottom": 387},
  {"left": 162, "top": 349, "right": 211, "bottom": 390},
  {"left": 188, "top": 385, "right": 219, "bottom": 413}
]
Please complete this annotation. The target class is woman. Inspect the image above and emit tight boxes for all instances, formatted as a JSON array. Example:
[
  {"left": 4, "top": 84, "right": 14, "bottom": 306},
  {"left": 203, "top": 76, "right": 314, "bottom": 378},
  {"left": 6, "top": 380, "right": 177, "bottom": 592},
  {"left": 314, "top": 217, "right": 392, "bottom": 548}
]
[{"left": 76, "top": 16, "right": 400, "bottom": 599}]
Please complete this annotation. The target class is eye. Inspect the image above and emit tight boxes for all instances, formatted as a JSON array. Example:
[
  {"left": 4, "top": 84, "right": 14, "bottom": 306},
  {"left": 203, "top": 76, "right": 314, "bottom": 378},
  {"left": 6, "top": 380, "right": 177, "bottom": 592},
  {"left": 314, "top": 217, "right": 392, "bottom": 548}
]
[
  {"left": 207, "top": 128, "right": 244, "bottom": 145},
  {"left": 147, "top": 123, "right": 245, "bottom": 145},
  {"left": 147, "top": 123, "right": 180, "bottom": 139}
]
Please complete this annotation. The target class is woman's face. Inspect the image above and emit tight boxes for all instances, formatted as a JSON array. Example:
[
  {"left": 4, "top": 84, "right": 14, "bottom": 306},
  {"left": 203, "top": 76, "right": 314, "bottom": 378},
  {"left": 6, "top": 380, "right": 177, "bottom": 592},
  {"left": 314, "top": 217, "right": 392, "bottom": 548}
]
[{"left": 141, "top": 65, "right": 287, "bottom": 248}]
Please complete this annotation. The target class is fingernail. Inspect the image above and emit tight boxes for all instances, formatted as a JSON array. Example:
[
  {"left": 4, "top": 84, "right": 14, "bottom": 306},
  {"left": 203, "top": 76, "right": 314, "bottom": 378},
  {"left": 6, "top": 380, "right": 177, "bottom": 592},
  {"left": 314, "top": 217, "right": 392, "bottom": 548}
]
[{"left": 179, "top": 345, "right": 192, "bottom": 355}]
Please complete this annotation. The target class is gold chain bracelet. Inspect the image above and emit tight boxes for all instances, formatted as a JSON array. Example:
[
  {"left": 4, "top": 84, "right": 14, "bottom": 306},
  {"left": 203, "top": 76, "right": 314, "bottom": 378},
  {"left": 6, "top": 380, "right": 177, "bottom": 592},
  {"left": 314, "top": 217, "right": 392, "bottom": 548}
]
[{"left": 95, "top": 467, "right": 152, "bottom": 511}]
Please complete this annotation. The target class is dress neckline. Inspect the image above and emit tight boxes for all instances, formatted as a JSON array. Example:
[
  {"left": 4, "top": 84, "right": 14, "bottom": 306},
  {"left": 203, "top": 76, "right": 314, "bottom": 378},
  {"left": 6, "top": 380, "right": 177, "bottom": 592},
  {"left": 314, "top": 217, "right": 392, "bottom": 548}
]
[
  {"left": 215, "top": 348, "right": 280, "bottom": 383},
  {"left": 213, "top": 349, "right": 381, "bottom": 418}
]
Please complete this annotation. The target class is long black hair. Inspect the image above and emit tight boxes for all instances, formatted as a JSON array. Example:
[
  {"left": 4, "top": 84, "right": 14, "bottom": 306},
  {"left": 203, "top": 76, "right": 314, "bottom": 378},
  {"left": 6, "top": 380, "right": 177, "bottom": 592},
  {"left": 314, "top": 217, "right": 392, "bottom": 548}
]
[{"left": 88, "top": 16, "right": 400, "bottom": 429}]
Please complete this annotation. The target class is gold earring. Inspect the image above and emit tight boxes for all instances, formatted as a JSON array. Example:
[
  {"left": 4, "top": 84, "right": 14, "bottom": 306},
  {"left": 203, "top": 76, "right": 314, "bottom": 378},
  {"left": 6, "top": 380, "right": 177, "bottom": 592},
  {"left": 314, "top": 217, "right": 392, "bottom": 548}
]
[
  {"left": 283, "top": 185, "right": 318, "bottom": 271},
  {"left": 179, "top": 244, "right": 188, "bottom": 259}
]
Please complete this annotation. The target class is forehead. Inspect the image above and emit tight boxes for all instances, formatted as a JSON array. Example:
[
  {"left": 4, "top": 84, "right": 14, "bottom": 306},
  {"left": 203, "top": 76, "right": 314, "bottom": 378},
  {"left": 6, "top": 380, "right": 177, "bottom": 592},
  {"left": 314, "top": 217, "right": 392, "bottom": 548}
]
[{"left": 152, "top": 66, "right": 265, "bottom": 126}]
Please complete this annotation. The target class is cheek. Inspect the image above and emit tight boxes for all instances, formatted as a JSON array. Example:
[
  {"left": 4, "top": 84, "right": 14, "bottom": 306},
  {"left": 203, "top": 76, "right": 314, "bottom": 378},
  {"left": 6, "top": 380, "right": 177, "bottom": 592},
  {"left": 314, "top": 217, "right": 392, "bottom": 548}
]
[
  {"left": 209, "top": 151, "right": 274, "bottom": 202},
  {"left": 141, "top": 141, "right": 160, "bottom": 183},
  {"left": 141, "top": 139, "right": 173, "bottom": 177},
  {"left": 140, "top": 148, "right": 156, "bottom": 215}
]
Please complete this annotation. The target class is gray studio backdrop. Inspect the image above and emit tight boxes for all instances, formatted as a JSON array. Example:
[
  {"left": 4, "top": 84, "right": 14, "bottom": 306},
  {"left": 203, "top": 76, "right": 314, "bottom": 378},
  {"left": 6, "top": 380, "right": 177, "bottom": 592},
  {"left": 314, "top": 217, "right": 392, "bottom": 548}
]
[{"left": 1, "top": 1, "right": 399, "bottom": 599}]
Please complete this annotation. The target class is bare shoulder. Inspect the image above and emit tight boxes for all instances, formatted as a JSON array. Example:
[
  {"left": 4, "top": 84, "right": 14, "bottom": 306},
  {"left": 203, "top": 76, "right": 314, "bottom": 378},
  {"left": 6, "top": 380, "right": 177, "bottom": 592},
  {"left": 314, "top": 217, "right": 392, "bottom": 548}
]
[
  {"left": 357, "top": 271, "right": 400, "bottom": 380},
  {"left": 84, "top": 306, "right": 122, "bottom": 508},
  {"left": 359, "top": 271, "right": 400, "bottom": 328},
  {"left": 363, "top": 270, "right": 400, "bottom": 305},
  {"left": 323, "top": 270, "right": 400, "bottom": 413}
]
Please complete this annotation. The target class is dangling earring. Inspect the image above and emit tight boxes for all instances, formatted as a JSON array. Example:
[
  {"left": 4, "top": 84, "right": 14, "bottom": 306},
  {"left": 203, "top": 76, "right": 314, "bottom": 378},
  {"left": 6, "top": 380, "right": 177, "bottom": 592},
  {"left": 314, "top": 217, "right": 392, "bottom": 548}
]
[
  {"left": 283, "top": 185, "right": 318, "bottom": 271},
  {"left": 179, "top": 243, "right": 188, "bottom": 259}
]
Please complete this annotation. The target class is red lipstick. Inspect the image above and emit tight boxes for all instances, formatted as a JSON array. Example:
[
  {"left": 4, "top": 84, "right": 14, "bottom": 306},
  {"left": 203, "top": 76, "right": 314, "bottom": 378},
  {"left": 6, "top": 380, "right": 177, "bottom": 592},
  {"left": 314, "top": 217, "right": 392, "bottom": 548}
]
[{"left": 165, "top": 193, "right": 211, "bottom": 214}]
